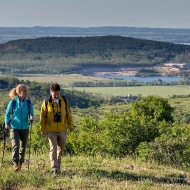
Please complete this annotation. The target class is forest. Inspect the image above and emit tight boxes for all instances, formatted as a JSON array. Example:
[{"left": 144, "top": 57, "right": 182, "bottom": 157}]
[{"left": 1, "top": 36, "right": 190, "bottom": 75}]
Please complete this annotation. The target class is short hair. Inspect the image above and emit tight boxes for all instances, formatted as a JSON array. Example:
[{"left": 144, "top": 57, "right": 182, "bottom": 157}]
[{"left": 50, "top": 83, "right": 60, "bottom": 91}]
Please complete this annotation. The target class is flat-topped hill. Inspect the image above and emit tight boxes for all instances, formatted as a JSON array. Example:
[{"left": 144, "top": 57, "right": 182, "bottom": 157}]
[{"left": 0, "top": 36, "right": 190, "bottom": 74}]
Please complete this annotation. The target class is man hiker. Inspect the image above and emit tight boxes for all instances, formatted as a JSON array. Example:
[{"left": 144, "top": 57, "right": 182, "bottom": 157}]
[{"left": 40, "top": 83, "right": 74, "bottom": 174}]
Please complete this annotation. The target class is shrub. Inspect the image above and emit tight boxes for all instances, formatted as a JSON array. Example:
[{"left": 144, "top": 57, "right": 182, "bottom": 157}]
[
  {"left": 67, "top": 116, "right": 102, "bottom": 155},
  {"left": 138, "top": 123, "right": 190, "bottom": 168}
]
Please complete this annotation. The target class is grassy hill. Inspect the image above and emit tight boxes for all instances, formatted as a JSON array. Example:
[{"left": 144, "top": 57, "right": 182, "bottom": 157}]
[
  {"left": 0, "top": 153, "right": 190, "bottom": 189},
  {"left": 1, "top": 36, "right": 190, "bottom": 75}
]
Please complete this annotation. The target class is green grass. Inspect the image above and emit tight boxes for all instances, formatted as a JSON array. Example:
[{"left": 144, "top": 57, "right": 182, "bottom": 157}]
[
  {"left": 18, "top": 74, "right": 190, "bottom": 98},
  {"left": 68, "top": 85, "right": 190, "bottom": 98},
  {"left": 18, "top": 74, "right": 108, "bottom": 87},
  {"left": 0, "top": 152, "right": 190, "bottom": 189}
]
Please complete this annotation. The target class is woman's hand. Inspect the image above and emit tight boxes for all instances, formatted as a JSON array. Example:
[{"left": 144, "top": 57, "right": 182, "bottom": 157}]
[
  {"left": 5, "top": 124, "right": 10, "bottom": 129},
  {"left": 30, "top": 115, "right": 34, "bottom": 121}
]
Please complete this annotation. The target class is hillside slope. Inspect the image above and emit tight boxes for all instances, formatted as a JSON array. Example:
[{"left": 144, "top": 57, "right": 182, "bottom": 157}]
[{"left": 0, "top": 36, "right": 190, "bottom": 75}]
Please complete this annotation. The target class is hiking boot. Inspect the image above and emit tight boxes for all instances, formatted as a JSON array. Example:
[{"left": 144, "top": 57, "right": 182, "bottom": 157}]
[
  {"left": 19, "top": 164, "right": 22, "bottom": 170},
  {"left": 57, "top": 165, "right": 61, "bottom": 172},
  {"left": 52, "top": 167, "right": 59, "bottom": 174},
  {"left": 14, "top": 164, "right": 20, "bottom": 172}
]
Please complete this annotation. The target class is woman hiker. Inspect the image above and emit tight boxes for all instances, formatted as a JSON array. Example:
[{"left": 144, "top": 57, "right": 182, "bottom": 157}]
[{"left": 4, "top": 84, "right": 34, "bottom": 172}]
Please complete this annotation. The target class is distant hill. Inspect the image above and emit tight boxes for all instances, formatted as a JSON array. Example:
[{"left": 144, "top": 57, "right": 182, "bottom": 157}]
[
  {"left": 1, "top": 36, "right": 188, "bottom": 53},
  {"left": 1, "top": 26, "right": 190, "bottom": 44},
  {"left": 0, "top": 36, "right": 190, "bottom": 75}
]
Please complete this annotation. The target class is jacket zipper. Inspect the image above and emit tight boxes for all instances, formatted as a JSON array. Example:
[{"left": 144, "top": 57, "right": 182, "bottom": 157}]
[
  {"left": 56, "top": 102, "right": 58, "bottom": 132},
  {"left": 21, "top": 106, "right": 23, "bottom": 129}
]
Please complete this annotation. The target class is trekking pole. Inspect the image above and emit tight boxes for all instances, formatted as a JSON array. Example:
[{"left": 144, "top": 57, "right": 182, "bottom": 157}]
[
  {"left": 27, "top": 120, "right": 33, "bottom": 171},
  {"left": 1, "top": 122, "right": 6, "bottom": 166}
]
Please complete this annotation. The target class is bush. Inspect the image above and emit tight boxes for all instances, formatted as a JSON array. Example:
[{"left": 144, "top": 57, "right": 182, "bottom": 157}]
[
  {"left": 67, "top": 116, "right": 102, "bottom": 155},
  {"left": 30, "top": 123, "right": 49, "bottom": 155},
  {"left": 138, "top": 123, "right": 190, "bottom": 168}
]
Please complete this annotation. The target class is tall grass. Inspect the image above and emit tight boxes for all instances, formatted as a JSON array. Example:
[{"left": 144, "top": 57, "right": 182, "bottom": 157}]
[{"left": 0, "top": 152, "right": 189, "bottom": 189}]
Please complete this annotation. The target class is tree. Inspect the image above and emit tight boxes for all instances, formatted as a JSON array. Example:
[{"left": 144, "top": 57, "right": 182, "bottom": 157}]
[
  {"left": 131, "top": 95, "right": 174, "bottom": 123},
  {"left": 128, "top": 96, "right": 175, "bottom": 145}
]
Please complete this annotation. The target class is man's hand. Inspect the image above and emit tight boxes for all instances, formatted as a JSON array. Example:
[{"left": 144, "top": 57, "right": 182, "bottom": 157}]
[{"left": 41, "top": 132, "right": 46, "bottom": 137}]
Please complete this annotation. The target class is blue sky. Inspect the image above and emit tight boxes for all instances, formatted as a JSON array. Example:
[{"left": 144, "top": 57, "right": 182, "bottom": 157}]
[{"left": 1, "top": 0, "right": 190, "bottom": 28}]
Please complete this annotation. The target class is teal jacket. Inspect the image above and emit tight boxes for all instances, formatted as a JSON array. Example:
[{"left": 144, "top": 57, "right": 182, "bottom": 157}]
[{"left": 5, "top": 97, "right": 34, "bottom": 129}]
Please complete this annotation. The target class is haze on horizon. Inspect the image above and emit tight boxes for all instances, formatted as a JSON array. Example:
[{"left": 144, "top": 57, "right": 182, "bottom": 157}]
[{"left": 0, "top": 0, "right": 190, "bottom": 29}]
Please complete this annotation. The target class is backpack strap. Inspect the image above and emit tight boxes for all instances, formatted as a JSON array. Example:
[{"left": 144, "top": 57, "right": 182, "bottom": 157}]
[
  {"left": 45, "top": 97, "right": 50, "bottom": 119},
  {"left": 11, "top": 100, "right": 16, "bottom": 114},
  {"left": 61, "top": 95, "right": 68, "bottom": 118},
  {"left": 11, "top": 99, "right": 31, "bottom": 118},
  {"left": 44, "top": 95, "right": 68, "bottom": 119}
]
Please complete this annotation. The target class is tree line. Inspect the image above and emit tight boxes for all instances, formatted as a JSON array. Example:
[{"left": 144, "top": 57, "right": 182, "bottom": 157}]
[{"left": 71, "top": 78, "right": 190, "bottom": 87}]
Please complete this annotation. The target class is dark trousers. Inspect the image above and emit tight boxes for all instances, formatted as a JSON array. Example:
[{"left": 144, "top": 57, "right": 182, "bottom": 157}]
[{"left": 10, "top": 128, "right": 29, "bottom": 165}]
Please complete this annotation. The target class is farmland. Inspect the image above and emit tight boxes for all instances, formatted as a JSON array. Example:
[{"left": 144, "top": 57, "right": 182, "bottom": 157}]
[
  {"left": 18, "top": 74, "right": 109, "bottom": 87},
  {"left": 18, "top": 74, "right": 190, "bottom": 98},
  {"left": 68, "top": 86, "right": 190, "bottom": 98}
]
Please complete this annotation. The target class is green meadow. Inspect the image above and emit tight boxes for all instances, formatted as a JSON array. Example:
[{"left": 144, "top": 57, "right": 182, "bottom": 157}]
[
  {"left": 66, "top": 85, "right": 190, "bottom": 98},
  {"left": 18, "top": 74, "right": 190, "bottom": 98},
  {"left": 18, "top": 74, "right": 108, "bottom": 87}
]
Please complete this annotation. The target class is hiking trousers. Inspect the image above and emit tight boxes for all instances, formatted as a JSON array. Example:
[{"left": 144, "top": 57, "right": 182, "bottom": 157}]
[
  {"left": 48, "top": 130, "right": 67, "bottom": 169},
  {"left": 10, "top": 128, "right": 29, "bottom": 165}
]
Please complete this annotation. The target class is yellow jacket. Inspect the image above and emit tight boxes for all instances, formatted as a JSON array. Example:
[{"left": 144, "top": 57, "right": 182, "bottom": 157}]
[{"left": 40, "top": 95, "right": 74, "bottom": 133}]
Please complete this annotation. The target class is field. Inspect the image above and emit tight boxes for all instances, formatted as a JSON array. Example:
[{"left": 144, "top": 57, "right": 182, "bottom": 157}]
[
  {"left": 18, "top": 74, "right": 190, "bottom": 98},
  {"left": 68, "top": 86, "right": 190, "bottom": 98},
  {"left": 18, "top": 74, "right": 109, "bottom": 87}
]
